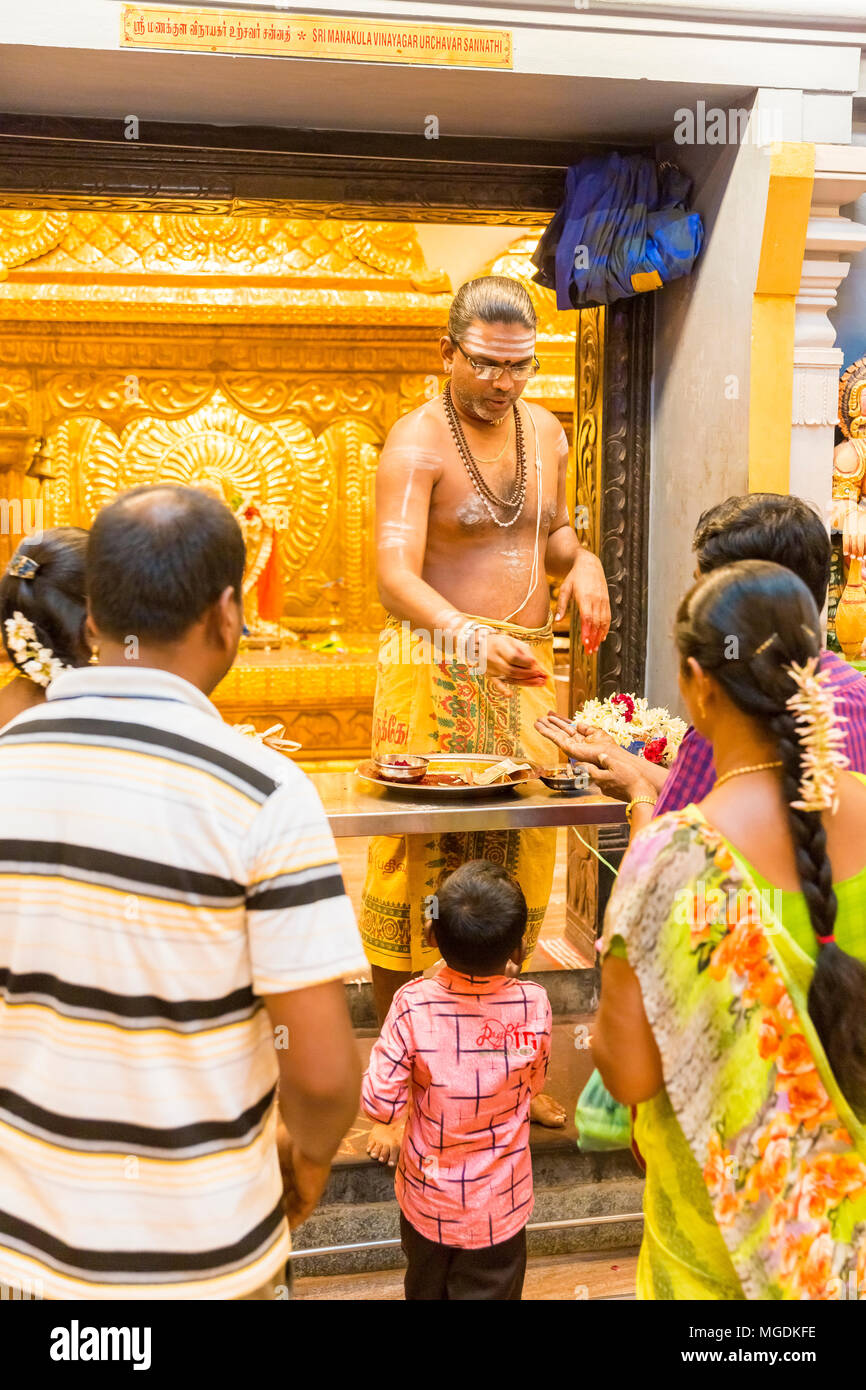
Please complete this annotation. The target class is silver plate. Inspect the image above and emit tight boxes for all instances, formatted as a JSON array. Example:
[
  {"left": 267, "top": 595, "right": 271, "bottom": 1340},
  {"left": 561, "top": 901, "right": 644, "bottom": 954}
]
[{"left": 355, "top": 753, "right": 540, "bottom": 797}]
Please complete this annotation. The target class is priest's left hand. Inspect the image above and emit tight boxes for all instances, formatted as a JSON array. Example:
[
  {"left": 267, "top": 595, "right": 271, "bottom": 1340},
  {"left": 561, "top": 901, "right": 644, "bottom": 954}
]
[{"left": 555, "top": 550, "right": 611, "bottom": 653}]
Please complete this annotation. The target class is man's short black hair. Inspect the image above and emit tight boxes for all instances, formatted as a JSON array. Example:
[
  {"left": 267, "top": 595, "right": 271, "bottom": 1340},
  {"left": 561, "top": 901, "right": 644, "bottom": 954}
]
[
  {"left": 87, "top": 484, "right": 246, "bottom": 644},
  {"left": 432, "top": 859, "right": 527, "bottom": 976},
  {"left": 693, "top": 493, "right": 830, "bottom": 613}
]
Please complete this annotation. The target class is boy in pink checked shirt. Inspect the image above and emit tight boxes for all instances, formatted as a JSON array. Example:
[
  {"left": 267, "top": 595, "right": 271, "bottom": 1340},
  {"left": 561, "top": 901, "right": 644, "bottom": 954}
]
[{"left": 361, "top": 859, "right": 552, "bottom": 1300}]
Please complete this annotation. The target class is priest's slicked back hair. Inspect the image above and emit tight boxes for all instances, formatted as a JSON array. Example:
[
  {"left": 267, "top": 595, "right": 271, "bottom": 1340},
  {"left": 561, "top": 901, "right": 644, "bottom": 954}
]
[
  {"left": 447, "top": 275, "right": 537, "bottom": 341},
  {"left": 87, "top": 484, "right": 245, "bottom": 643}
]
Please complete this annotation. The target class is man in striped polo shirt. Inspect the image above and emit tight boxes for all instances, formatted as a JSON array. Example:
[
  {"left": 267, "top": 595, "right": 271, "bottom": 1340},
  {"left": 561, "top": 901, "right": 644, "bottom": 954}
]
[{"left": 0, "top": 484, "right": 366, "bottom": 1300}]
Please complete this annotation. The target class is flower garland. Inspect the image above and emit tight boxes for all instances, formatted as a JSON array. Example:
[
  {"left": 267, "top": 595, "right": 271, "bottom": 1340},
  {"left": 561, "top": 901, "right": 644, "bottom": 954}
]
[
  {"left": 3, "top": 611, "right": 66, "bottom": 688},
  {"left": 231, "top": 721, "right": 302, "bottom": 754},
  {"left": 785, "top": 657, "right": 849, "bottom": 813},
  {"left": 576, "top": 692, "right": 688, "bottom": 767}
]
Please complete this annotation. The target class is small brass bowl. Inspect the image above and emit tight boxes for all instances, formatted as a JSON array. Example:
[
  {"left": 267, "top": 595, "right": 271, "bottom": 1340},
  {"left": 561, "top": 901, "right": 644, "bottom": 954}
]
[
  {"left": 374, "top": 753, "right": 430, "bottom": 783},
  {"left": 538, "top": 765, "right": 590, "bottom": 793}
]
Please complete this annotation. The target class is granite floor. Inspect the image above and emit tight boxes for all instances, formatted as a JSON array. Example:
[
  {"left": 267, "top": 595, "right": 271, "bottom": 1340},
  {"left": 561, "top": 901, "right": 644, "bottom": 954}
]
[{"left": 293, "top": 1248, "right": 639, "bottom": 1300}]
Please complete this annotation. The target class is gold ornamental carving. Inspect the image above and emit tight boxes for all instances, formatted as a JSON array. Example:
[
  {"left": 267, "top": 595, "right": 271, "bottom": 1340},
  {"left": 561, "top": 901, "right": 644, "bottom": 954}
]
[
  {"left": 222, "top": 377, "right": 386, "bottom": 425},
  {"left": 42, "top": 384, "right": 388, "bottom": 632},
  {"left": 341, "top": 223, "right": 450, "bottom": 291},
  {"left": 1, "top": 210, "right": 449, "bottom": 285},
  {"left": 43, "top": 373, "right": 215, "bottom": 425},
  {"left": 572, "top": 306, "right": 605, "bottom": 706},
  {"left": 57, "top": 394, "right": 333, "bottom": 590},
  {"left": 0, "top": 370, "right": 33, "bottom": 427},
  {"left": 320, "top": 418, "right": 384, "bottom": 629},
  {"left": 40, "top": 371, "right": 389, "bottom": 431},
  {"left": 0, "top": 212, "right": 70, "bottom": 272}
]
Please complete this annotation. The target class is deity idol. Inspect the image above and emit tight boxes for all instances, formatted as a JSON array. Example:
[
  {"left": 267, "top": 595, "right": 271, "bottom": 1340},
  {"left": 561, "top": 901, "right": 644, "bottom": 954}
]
[
  {"left": 831, "top": 358, "right": 866, "bottom": 659},
  {"left": 193, "top": 467, "right": 291, "bottom": 641},
  {"left": 832, "top": 356, "right": 866, "bottom": 554}
]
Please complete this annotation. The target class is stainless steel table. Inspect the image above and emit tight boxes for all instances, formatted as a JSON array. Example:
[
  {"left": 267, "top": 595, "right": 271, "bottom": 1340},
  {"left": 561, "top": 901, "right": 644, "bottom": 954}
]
[{"left": 311, "top": 770, "right": 627, "bottom": 837}]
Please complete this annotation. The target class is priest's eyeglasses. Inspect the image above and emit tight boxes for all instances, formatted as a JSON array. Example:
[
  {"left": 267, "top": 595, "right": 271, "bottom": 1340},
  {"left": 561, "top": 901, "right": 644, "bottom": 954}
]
[{"left": 451, "top": 340, "right": 540, "bottom": 382}]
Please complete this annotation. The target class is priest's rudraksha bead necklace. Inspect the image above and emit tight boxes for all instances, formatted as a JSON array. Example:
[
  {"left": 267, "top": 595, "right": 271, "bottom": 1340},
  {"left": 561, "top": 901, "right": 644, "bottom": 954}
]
[{"left": 443, "top": 381, "right": 526, "bottom": 528}]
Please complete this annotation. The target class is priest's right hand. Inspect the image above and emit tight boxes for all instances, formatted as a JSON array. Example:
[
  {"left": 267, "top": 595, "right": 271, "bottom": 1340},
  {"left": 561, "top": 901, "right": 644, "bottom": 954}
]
[{"left": 479, "top": 633, "right": 548, "bottom": 692}]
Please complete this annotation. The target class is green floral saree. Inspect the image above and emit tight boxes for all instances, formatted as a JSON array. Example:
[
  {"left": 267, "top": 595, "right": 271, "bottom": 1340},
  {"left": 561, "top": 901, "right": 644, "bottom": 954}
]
[{"left": 602, "top": 805, "right": 866, "bottom": 1300}]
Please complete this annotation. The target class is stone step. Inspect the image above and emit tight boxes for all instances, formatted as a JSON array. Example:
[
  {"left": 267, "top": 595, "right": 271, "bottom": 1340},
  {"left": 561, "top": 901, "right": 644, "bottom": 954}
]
[
  {"left": 289, "top": 1176, "right": 644, "bottom": 1277},
  {"left": 321, "top": 1130, "right": 639, "bottom": 1207},
  {"left": 345, "top": 965, "right": 599, "bottom": 1028}
]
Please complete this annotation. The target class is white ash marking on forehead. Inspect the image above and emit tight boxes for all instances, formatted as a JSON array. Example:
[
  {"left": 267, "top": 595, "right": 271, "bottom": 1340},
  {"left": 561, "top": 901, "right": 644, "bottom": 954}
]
[{"left": 459, "top": 326, "right": 537, "bottom": 359}]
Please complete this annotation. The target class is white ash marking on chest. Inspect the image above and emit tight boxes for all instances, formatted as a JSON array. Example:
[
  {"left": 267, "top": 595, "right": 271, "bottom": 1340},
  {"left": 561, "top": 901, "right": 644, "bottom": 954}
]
[
  {"left": 454, "top": 491, "right": 557, "bottom": 532},
  {"left": 455, "top": 494, "right": 492, "bottom": 529},
  {"left": 501, "top": 546, "right": 530, "bottom": 579}
]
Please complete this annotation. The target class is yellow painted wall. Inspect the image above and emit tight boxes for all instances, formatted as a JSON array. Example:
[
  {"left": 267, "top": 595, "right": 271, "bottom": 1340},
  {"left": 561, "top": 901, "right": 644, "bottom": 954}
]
[{"left": 748, "top": 143, "right": 815, "bottom": 494}]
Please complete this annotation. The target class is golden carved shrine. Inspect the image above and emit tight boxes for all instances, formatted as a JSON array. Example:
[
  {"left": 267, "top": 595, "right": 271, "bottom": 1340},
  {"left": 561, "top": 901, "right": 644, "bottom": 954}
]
[{"left": 0, "top": 210, "right": 579, "bottom": 766}]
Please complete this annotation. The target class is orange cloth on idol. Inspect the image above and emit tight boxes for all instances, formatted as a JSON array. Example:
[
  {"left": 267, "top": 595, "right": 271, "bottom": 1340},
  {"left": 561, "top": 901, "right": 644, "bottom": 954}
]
[{"left": 256, "top": 539, "right": 283, "bottom": 624}]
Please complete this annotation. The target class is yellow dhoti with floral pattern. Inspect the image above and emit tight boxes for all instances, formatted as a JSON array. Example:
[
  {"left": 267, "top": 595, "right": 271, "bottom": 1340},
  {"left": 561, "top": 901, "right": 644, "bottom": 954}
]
[{"left": 359, "top": 612, "right": 558, "bottom": 973}]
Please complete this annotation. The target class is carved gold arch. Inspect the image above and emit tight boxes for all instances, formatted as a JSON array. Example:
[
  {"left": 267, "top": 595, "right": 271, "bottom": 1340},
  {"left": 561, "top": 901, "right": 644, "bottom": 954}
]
[{"left": 44, "top": 389, "right": 383, "bottom": 630}]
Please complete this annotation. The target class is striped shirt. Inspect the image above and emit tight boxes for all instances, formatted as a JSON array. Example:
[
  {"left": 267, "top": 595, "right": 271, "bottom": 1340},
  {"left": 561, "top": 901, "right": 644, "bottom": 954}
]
[
  {"left": 0, "top": 665, "right": 366, "bottom": 1300},
  {"left": 653, "top": 649, "right": 866, "bottom": 817},
  {"left": 362, "top": 967, "right": 551, "bottom": 1249}
]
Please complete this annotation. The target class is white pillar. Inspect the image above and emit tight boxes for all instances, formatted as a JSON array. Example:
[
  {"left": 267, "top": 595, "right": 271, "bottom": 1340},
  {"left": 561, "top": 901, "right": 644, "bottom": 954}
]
[{"left": 789, "top": 146, "right": 866, "bottom": 509}]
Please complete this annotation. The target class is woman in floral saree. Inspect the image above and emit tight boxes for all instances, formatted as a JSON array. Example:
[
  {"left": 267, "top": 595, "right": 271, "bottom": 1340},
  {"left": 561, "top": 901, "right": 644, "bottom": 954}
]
[{"left": 594, "top": 560, "right": 866, "bottom": 1300}]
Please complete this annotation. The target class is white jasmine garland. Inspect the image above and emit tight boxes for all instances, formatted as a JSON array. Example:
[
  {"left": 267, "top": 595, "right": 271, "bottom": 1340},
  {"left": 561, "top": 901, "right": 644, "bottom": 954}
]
[
  {"left": 3, "top": 611, "right": 66, "bottom": 688},
  {"left": 575, "top": 693, "right": 688, "bottom": 766}
]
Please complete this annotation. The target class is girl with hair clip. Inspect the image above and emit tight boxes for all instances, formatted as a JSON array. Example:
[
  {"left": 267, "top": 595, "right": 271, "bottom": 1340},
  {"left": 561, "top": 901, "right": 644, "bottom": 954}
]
[
  {"left": 593, "top": 559, "right": 866, "bottom": 1300},
  {"left": 0, "top": 529, "right": 91, "bottom": 727}
]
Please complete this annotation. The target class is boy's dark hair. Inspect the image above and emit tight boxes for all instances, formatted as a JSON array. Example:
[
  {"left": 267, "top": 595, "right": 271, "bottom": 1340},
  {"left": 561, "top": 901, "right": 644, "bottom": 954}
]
[
  {"left": 433, "top": 859, "right": 527, "bottom": 975},
  {"left": 87, "top": 484, "right": 246, "bottom": 644},
  {"left": 693, "top": 493, "right": 830, "bottom": 613},
  {"left": 0, "top": 527, "right": 90, "bottom": 670}
]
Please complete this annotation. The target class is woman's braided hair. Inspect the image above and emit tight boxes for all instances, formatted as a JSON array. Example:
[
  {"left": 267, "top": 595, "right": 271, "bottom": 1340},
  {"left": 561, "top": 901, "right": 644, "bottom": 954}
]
[
  {"left": 676, "top": 559, "right": 866, "bottom": 1118},
  {"left": 0, "top": 527, "right": 90, "bottom": 673}
]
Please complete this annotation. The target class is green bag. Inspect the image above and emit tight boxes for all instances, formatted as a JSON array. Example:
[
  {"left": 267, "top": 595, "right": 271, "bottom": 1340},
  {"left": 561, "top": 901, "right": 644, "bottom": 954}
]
[{"left": 574, "top": 1067, "right": 633, "bottom": 1151}]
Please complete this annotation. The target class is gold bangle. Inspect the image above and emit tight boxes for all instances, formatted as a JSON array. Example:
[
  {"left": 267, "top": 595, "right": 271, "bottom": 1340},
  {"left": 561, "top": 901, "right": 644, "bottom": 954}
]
[
  {"left": 832, "top": 479, "right": 863, "bottom": 502},
  {"left": 625, "top": 795, "right": 657, "bottom": 824}
]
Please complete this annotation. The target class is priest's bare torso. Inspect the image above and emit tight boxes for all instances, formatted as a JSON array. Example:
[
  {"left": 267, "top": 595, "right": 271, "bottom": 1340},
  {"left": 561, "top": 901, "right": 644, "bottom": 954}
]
[{"left": 376, "top": 394, "right": 567, "bottom": 632}]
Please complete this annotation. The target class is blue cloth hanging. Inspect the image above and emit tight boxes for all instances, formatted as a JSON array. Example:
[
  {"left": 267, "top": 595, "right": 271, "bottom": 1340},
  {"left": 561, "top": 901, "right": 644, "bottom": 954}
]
[{"left": 531, "top": 153, "right": 704, "bottom": 309}]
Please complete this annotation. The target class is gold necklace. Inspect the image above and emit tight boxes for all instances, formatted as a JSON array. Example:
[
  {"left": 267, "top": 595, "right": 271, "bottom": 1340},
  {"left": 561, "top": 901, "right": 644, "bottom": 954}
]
[
  {"left": 466, "top": 416, "right": 514, "bottom": 465},
  {"left": 714, "top": 759, "right": 783, "bottom": 790}
]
